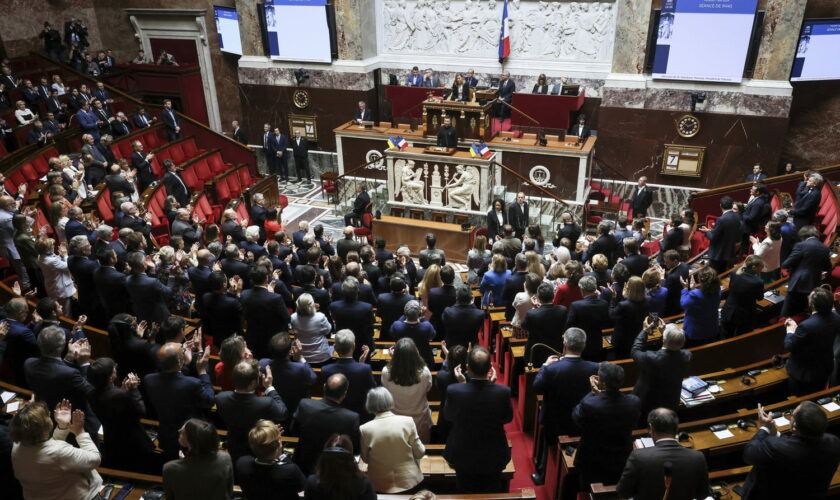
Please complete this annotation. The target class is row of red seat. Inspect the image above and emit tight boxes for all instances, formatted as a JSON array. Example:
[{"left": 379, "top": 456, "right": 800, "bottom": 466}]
[{"left": 3, "top": 146, "right": 59, "bottom": 197}]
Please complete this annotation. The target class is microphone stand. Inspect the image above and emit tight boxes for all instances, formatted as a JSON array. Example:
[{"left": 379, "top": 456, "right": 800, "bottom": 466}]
[{"left": 526, "top": 343, "right": 564, "bottom": 370}]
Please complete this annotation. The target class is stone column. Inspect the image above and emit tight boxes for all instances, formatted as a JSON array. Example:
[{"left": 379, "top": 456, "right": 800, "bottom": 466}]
[
  {"left": 610, "top": 0, "right": 653, "bottom": 74},
  {"left": 234, "top": 0, "right": 264, "bottom": 56},
  {"left": 752, "top": 0, "right": 807, "bottom": 81}
]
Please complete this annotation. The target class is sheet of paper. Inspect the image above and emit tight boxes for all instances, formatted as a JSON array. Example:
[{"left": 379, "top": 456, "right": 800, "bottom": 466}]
[
  {"left": 774, "top": 416, "right": 790, "bottom": 427},
  {"left": 5, "top": 401, "right": 20, "bottom": 413},
  {"left": 0, "top": 391, "right": 15, "bottom": 403},
  {"left": 708, "top": 384, "right": 723, "bottom": 394},
  {"left": 713, "top": 429, "right": 734, "bottom": 440},
  {"left": 823, "top": 402, "right": 840, "bottom": 412},
  {"left": 639, "top": 437, "right": 654, "bottom": 448}
]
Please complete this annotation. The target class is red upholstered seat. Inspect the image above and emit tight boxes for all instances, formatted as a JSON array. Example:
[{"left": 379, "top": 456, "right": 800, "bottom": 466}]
[
  {"left": 144, "top": 129, "right": 161, "bottom": 149},
  {"left": 97, "top": 188, "right": 113, "bottom": 224},
  {"left": 353, "top": 213, "right": 373, "bottom": 243},
  {"left": 35, "top": 209, "right": 53, "bottom": 238},
  {"left": 117, "top": 140, "right": 133, "bottom": 159},
  {"left": 155, "top": 149, "right": 172, "bottom": 165},
  {"left": 215, "top": 178, "right": 231, "bottom": 203},
  {"left": 182, "top": 139, "right": 205, "bottom": 158},
  {"left": 150, "top": 157, "right": 164, "bottom": 178},
  {"left": 32, "top": 156, "right": 50, "bottom": 176},
  {"left": 194, "top": 159, "right": 213, "bottom": 182},
  {"left": 235, "top": 202, "right": 249, "bottom": 223},
  {"left": 237, "top": 167, "right": 253, "bottom": 188},
  {"left": 207, "top": 153, "right": 229, "bottom": 175},
  {"left": 170, "top": 143, "right": 185, "bottom": 165},
  {"left": 8, "top": 171, "right": 27, "bottom": 191},
  {"left": 181, "top": 167, "right": 203, "bottom": 192},
  {"left": 226, "top": 174, "right": 242, "bottom": 199}
]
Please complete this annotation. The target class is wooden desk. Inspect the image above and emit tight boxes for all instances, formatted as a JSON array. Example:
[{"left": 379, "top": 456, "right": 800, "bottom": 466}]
[
  {"left": 371, "top": 215, "right": 472, "bottom": 262},
  {"left": 423, "top": 99, "right": 494, "bottom": 142}
]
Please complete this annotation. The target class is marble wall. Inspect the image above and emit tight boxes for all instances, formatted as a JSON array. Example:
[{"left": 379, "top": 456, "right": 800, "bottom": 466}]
[
  {"left": 752, "top": 0, "right": 807, "bottom": 81},
  {"left": 0, "top": 0, "right": 105, "bottom": 58},
  {"left": 602, "top": 86, "right": 791, "bottom": 118},
  {"left": 611, "top": 0, "right": 652, "bottom": 74}
]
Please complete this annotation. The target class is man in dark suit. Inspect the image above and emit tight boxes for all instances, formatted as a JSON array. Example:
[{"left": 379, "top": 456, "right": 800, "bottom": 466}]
[
  {"left": 553, "top": 211, "right": 582, "bottom": 247},
  {"left": 131, "top": 140, "right": 155, "bottom": 190},
  {"left": 290, "top": 128, "right": 311, "bottom": 183},
  {"left": 428, "top": 265, "right": 457, "bottom": 339},
  {"left": 790, "top": 172, "right": 823, "bottom": 230},
  {"left": 566, "top": 276, "right": 610, "bottom": 361},
  {"left": 376, "top": 277, "right": 413, "bottom": 341},
  {"left": 265, "top": 332, "right": 317, "bottom": 416},
  {"left": 742, "top": 183, "right": 771, "bottom": 234},
  {"left": 26, "top": 121, "right": 50, "bottom": 146},
  {"left": 124, "top": 252, "right": 172, "bottom": 324},
  {"left": 67, "top": 235, "right": 100, "bottom": 321},
  {"left": 617, "top": 408, "right": 710, "bottom": 500},
  {"left": 573, "top": 362, "right": 641, "bottom": 488},
  {"left": 270, "top": 127, "right": 289, "bottom": 182},
  {"left": 220, "top": 209, "right": 246, "bottom": 244},
  {"left": 658, "top": 214, "right": 684, "bottom": 263},
  {"left": 104, "top": 164, "right": 135, "bottom": 197},
  {"left": 522, "top": 282, "right": 569, "bottom": 366},
  {"left": 4, "top": 299, "right": 39, "bottom": 388},
  {"left": 110, "top": 112, "right": 131, "bottom": 137},
  {"left": 662, "top": 250, "right": 689, "bottom": 316},
  {"left": 42, "top": 112, "right": 62, "bottom": 136},
  {"left": 465, "top": 69, "right": 478, "bottom": 88},
  {"left": 335, "top": 226, "right": 361, "bottom": 261},
  {"left": 741, "top": 401, "right": 840, "bottom": 500},
  {"left": 162, "top": 159, "right": 190, "bottom": 207},
  {"left": 496, "top": 71, "right": 515, "bottom": 121},
  {"left": 568, "top": 114, "right": 591, "bottom": 140},
  {"left": 621, "top": 237, "right": 650, "bottom": 277},
  {"left": 720, "top": 256, "right": 765, "bottom": 338},
  {"left": 631, "top": 320, "right": 691, "bottom": 420},
  {"left": 330, "top": 278, "right": 375, "bottom": 356},
  {"left": 131, "top": 106, "right": 154, "bottom": 128},
  {"left": 171, "top": 209, "right": 203, "bottom": 248},
  {"left": 354, "top": 101, "right": 373, "bottom": 123},
  {"left": 436, "top": 116, "right": 458, "bottom": 147},
  {"left": 188, "top": 250, "right": 213, "bottom": 312},
  {"left": 531, "top": 327, "right": 598, "bottom": 484},
  {"left": 699, "top": 196, "right": 742, "bottom": 274},
  {"left": 250, "top": 192, "right": 277, "bottom": 243},
  {"left": 630, "top": 176, "right": 653, "bottom": 218},
  {"left": 744, "top": 163, "right": 767, "bottom": 183},
  {"left": 293, "top": 373, "right": 360, "bottom": 475},
  {"left": 322, "top": 329, "right": 377, "bottom": 421},
  {"left": 501, "top": 254, "right": 528, "bottom": 320},
  {"left": 200, "top": 271, "right": 243, "bottom": 346},
  {"left": 231, "top": 120, "right": 247, "bottom": 144},
  {"left": 216, "top": 359, "right": 288, "bottom": 464},
  {"left": 587, "top": 221, "right": 618, "bottom": 266},
  {"left": 781, "top": 225, "right": 832, "bottom": 317},
  {"left": 444, "top": 346, "right": 513, "bottom": 493},
  {"left": 442, "top": 286, "right": 485, "bottom": 348},
  {"left": 507, "top": 192, "right": 529, "bottom": 239},
  {"left": 93, "top": 248, "right": 129, "bottom": 321},
  {"left": 344, "top": 184, "right": 370, "bottom": 227},
  {"left": 161, "top": 99, "right": 181, "bottom": 141},
  {"left": 143, "top": 342, "right": 215, "bottom": 460},
  {"left": 240, "top": 266, "right": 290, "bottom": 358},
  {"left": 330, "top": 263, "right": 376, "bottom": 305},
  {"left": 784, "top": 287, "right": 840, "bottom": 395}
]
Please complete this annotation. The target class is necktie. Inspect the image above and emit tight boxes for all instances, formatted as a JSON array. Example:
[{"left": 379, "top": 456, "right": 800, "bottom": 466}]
[{"left": 141, "top": 114, "right": 148, "bottom": 126}]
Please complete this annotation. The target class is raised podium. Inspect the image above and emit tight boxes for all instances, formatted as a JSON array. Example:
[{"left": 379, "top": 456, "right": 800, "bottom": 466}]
[
  {"left": 509, "top": 91, "right": 586, "bottom": 130},
  {"left": 422, "top": 99, "right": 494, "bottom": 143}
]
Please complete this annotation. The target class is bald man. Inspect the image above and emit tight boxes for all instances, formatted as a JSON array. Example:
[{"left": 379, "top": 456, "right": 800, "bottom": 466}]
[
  {"left": 292, "top": 373, "right": 361, "bottom": 475},
  {"left": 336, "top": 225, "right": 361, "bottom": 261},
  {"left": 188, "top": 249, "right": 214, "bottom": 312},
  {"left": 143, "top": 342, "right": 214, "bottom": 460}
]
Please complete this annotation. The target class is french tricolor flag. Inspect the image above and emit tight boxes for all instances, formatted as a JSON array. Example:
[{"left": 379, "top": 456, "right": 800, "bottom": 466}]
[{"left": 498, "top": 0, "right": 511, "bottom": 63}]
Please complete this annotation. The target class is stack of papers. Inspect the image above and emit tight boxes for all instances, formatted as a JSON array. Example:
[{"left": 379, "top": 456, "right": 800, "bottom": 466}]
[
  {"left": 763, "top": 291, "right": 785, "bottom": 304},
  {"left": 681, "top": 388, "right": 715, "bottom": 407}
]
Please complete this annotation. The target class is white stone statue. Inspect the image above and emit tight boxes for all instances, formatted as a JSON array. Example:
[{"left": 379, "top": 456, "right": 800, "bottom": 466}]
[
  {"left": 395, "top": 160, "right": 427, "bottom": 204},
  {"left": 445, "top": 165, "right": 480, "bottom": 210}
]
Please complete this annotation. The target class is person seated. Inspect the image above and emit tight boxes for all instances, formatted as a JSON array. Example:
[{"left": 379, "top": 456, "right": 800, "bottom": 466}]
[
  {"left": 422, "top": 69, "right": 441, "bottom": 88},
  {"left": 236, "top": 420, "right": 306, "bottom": 500},
  {"left": 569, "top": 114, "right": 591, "bottom": 140},
  {"left": 132, "top": 49, "right": 151, "bottom": 64},
  {"left": 745, "top": 163, "right": 767, "bottom": 183},
  {"left": 354, "top": 101, "right": 372, "bottom": 124},
  {"left": 14, "top": 100, "right": 36, "bottom": 126},
  {"left": 551, "top": 75, "right": 572, "bottom": 95},
  {"left": 406, "top": 66, "right": 423, "bottom": 87},
  {"left": 162, "top": 419, "right": 233, "bottom": 499},
  {"left": 449, "top": 73, "right": 470, "bottom": 102},
  {"left": 532, "top": 73, "right": 549, "bottom": 94}
]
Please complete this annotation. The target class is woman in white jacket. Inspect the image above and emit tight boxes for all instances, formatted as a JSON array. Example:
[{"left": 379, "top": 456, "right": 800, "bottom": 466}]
[
  {"left": 11, "top": 400, "right": 103, "bottom": 500},
  {"left": 381, "top": 338, "right": 433, "bottom": 443},
  {"left": 360, "top": 387, "right": 425, "bottom": 493}
]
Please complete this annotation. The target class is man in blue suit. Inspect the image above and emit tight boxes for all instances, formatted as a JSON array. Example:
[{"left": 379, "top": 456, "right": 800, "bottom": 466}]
[
  {"left": 781, "top": 225, "right": 832, "bottom": 318},
  {"left": 161, "top": 99, "right": 181, "bottom": 141},
  {"left": 741, "top": 400, "right": 840, "bottom": 500},
  {"left": 789, "top": 172, "right": 823, "bottom": 230},
  {"left": 144, "top": 342, "right": 215, "bottom": 460},
  {"left": 322, "top": 329, "right": 376, "bottom": 421},
  {"left": 265, "top": 332, "right": 317, "bottom": 417},
  {"left": 376, "top": 276, "right": 413, "bottom": 341},
  {"left": 428, "top": 265, "right": 457, "bottom": 339},
  {"left": 132, "top": 106, "right": 157, "bottom": 128},
  {"left": 271, "top": 127, "right": 289, "bottom": 182},
  {"left": 124, "top": 252, "right": 172, "bottom": 325},
  {"left": 699, "top": 196, "right": 742, "bottom": 274},
  {"left": 744, "top": 163, "right": 767, "bottom": 183},
  {"left": 742, "top": 183, "right": 771, "bottom": 234},
  {"left": 531, "top": 328, "right": 598, "bottom": 484},
  {"left": 784, "top": 287, "right": 840, "bottom": 395},
  {"left": 566, "top": 276, "right": 610, "bottom": 362},
  {"left": 93, "top": 248, "right": 128, "bottom": 321},
  {"left": 406, "top": 66, "right": 423, "bottom": 87},
  {"left": 465, "top": 69, "right": 478, "bottom": 88},
  {"left": 64, "top": 208, "right": 96, "bottom": 244},
  {"left": 330, "top": 278, "right": 375, "bottom": 357},
  {"left": 441, "top": 286, "right": 485, "bottom": 348},
  {"left": 240, "top": 265, "right": 290, "bottom": 358},
  {"left": 188, "top": 250, "right": 214, "bottom": 314},
  {"left": 444, "top": 346, "right": 513, "bottom": 493},
  {"left": 572, "top": 362, "right": 641, "bottom": 488},
  {"left": 4, "top": 298, "right": 39, "bottom": 387},
  {"left": 75, "top": 101, "right": 101, "bottom": 141}
]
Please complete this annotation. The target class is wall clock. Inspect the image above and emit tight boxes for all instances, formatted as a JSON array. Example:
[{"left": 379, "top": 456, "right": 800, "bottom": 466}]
[
  {"left": 293, "top": 89, "right": 310, "bottom": 109},
  {"left": 676, "top": 114, "right": 700, "bottom": 138}
]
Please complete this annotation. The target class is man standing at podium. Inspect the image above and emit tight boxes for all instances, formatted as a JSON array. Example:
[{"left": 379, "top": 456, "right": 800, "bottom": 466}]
[
  {"left": 437, "top": 117, "right": 458, "bottom": 148},
  {"left": 496, "top": 72, "right": 515, "bottom": 121}
]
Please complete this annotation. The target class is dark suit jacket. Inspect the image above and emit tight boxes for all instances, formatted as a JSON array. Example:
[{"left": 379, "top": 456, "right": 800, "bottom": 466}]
[
  {"left": 131, "top": 150, "right": 154, "bottom": 189},
  {"left": 330, "top": 299, "right": 375, "bottom": 356},
  {"left": 187, "top": 265, "right": 212, "bottom": 306},
  {"left": 663, "top": 262, "right": 689, "bottom": 316},
  {"left": 221, "top": 257, "right": 252, "bottom": 288},
  {"left": 143, "top": 371, "right": 215, "bottom": 458},
  {"left": 65, "top": 219, "right": 95, "bottom": 244},
  {"left": 790, "top": 183, "right": 821, "bottom": 229},
  {"left": 631, "top": 330, "right": 691, "bottom": 414},
  {"left": 608, "top": 298, "right": 649, "bottom": 359},
  {"left": 533, "top": 356, "right": 598, "bottom": 439},
  {"left": 522, "top": 304, "right": 568, "bottom": 366},
  {"left": 68, "top": 254, "right": 100, "bottom": 316},
  {"left": 486, "top": 209, "right": 506, "bottom": 242},
  {"left": 221, "top": 219, "right": 245, "bottom": 244},
  {"left": 125, "top": 272, "right": 172, "bottom": 324},
  {"left": 588, "top": 234, "right": 618, "bottom": 266},
  {"left": 622, "top": 254, "right": 650, "bottom": 278},
  {"left": 4, "top": 319, "right": 39, "bottom": 387},
  {"left": 250, "top": 205, "right": 277, "bottom": 241},
  {"left": 705, "top": 210, "right": 742, "bottom": 262},
  {"left": 508, "top": 202, "right": 529, "bottom": 237},
  {"left": 573, "top": 391, "right": 642, "bottom": 485},
  {"left": 742, "top": 429, "right": 840, "bottom": 500},
  {"left": 240, "top": 287, "right": 290, "bottom": 357},
  {"left": 216, "top": 389, "right": 288, "bottom": 461},
  {"left": 498, "top": 79, "right": 515, "bottom": 102},
  {"left": 743, "top": 195, "right": 771, "bottom": 233},
  {"left": 783, "top": 237, "right": 832, "bottom": 294},
  {"left": 334, "top": 238, "right": 360, "bottom": 262},
  {"left": 322, "top": 358, "right": 377, "bottom": 419},
  {"left": 785, "top": 311, "right": 840, "bottom": 386},
  {"left": 111, "top": 119, "right": 131, "bottom": 137},
  {"left": 132, "top": 112, "right": 154, "bottom": 128},
  {"left": 375, "top": 292, "right": 413, "bottom": 341},
  {"left": 330, "top": 281, "right": 376, "bottom": 307},
  {"left": 449, "top": 83, "right": 470, "bottom": 102},
  {"left": 267, "top": 358, "right": 317, "bottom": 416},
  {"left": 201, "top": 292, "right": 243, "bottom": 345},
  {"left": 567, "top": 295, "right": 610, "bottom": 361},
  {"left": 162, "top": 108, "right": 179, "bottom": 133},
  {"left": 631, "top": 186, "right": 653, "bottom": 215},
  {"left": 104, "top": 174, "right": 135, "bottom": 196},
  {"left": 617, "top": 439, "right": 710, "bottom": 500},
  {"left": 441, "top": 303, "right": 484, "bottom": 348},
  {"left": 428, "top": 285, "right": 457, "bottom": 338},
  {"left": 89, "top": 386, "right": 154, "bottom": 468},
  {"left": 501, "top": 271, "right": 527, "bottom": 321},
  {"left": 444, "top": 379, "right": 512, "bottom": 473},
  {"left": 163, "top": 172, "right": 190, "bottom": 206},
  {"left": 553, "top": 223, "right": 582, "bottom": 247},
  {"left": 354, "top": 108, "right": 372, "bottom": 122},
  {"left": 25, "top": 357, "right": 99, "bottom": 436},
  {"left": 568, "top": 123, "right": 591, "bottom": 140},
  {"left": 291, "top": 136, "right": 308, "bottom": 159},
  {"left": 390, "top": 320, "right": 436, "bottom": 367},
  {"left": 720, "top": 270, "right": 764, "bottom": 327},
  {"left": 659, "top": 226, "right": 683, "bottom": 257},
  {"left": 232, "top": 127, "right": 247, "bottom": 144},
  {"left": 293, "top": 398, "right": 360, "bottom": 475}
]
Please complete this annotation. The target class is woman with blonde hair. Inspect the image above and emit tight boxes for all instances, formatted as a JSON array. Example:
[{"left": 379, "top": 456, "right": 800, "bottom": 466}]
[
  {"left": 479, "top": 253, "right": 510, "bottom": 307},
  {"left": 586, "top": 253, "right": 610, "bottom": 287},
  {"left": 467, "top": 234, "right": 490, "bottom": 284},
  {"left": 417, "top": 263, "right": 442, "bottom": 318},
  {"left": 524, "top": 251, "right": 545, "bottom": 279},
  {"left": 237, "top": 420, "right": 306, "bottom": 500},
  {"left": 381, "top": 338, "right": 433, "bottom": 443},
  {"left": 14, "top": 99, "right": 36, "bottom": 125},
  {"left": 607, "top": 275, "right": 649, "bottom": 358},
  {"left": 291, "top": 292, "right": 333, "bottom": 366}
]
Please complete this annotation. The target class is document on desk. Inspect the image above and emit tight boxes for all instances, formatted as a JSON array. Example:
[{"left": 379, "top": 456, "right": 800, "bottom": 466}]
[
  {"left": 713, "top": 429, "right": 735, "bottom": 440},
  {"left": 823, "top": 402, "right": 840, "bottom": 412},
  {"left": 1, "top": 391, "right": 15, "bottom": 404},
  {"left": 634, "top": 437, "right": 655, "bottom": 449},
  {"left": 5, "top": 401, "right": 20, "bottom": 413},
  {"left": 774, "top": 416, "right": 791, "bottom": 427},
  {"left": 763, "top": 291, "right": 785, "bottom": 304}
]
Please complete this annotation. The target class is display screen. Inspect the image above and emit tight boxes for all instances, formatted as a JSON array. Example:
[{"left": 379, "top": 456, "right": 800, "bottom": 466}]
[
  {"left": 214, "top": 6, "right": 243, "bottom": 56},
  {"left": 791, "top": 19, "right": 840, "bottom": 82},
  {"left": 264, "top": 0, "right": 332, "bottom": 63},
  {"left": 652, "top": 0, "right": 758, "bottom": 83}
]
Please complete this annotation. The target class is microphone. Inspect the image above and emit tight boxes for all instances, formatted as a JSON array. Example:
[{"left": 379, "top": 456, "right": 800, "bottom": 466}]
[
  {"left": 526, "top": 343, "right": 564, "bottom": 370},
  {"left": 663, "top": 461, "right": 673, "bottom": 500}
]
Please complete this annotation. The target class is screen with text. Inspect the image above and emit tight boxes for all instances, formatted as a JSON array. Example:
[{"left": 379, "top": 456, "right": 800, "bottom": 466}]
[
  {"left": 214, "top": 6, "right": 242, "bottom": 56},
  {"left": 265, "top": 0, "right": 332, "bottom": 63},
  {"left": 791, "top": 19, "right": 840, "bottom": 82}
]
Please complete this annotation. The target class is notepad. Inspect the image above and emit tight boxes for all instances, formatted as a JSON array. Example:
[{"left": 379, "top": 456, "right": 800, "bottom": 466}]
[
  {"left": 713, "top": 429, "right": 734, "bottom": 439},
  {"left": 823, "top": 402, "right": 840, "bottom": 412},
  {"left": 774, "top": 416, "right": 791, "bottom": 427},
  {"left": 1, "top": 391, "right": 15, "bottom": 404},
  {"left": 635, "top": 437, "right": 654, "bottom": 448},
  {"left": 5, "top": 401, "right": 20, "bottom": 413}
]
